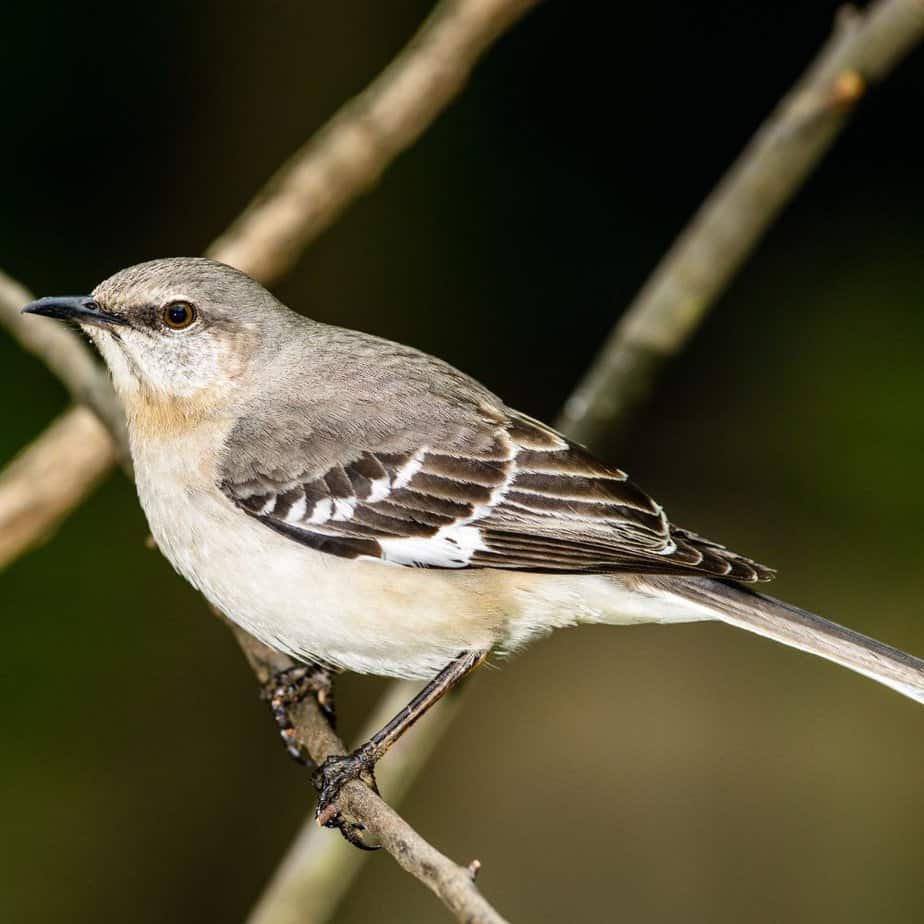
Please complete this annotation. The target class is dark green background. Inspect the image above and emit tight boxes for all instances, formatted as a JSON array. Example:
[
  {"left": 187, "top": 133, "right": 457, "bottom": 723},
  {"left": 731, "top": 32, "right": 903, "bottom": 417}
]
[{"left": 2, "top": 2, "right": 923, "bottom": 921}]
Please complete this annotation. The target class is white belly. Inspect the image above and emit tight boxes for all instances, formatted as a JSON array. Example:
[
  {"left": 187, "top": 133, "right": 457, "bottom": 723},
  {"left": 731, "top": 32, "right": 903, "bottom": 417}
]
[
  {"left": 131, "top": 428, "right": 508, "bottom": 676},
  {"left": 131, "top": 428, "right": 709, "bottom": 678}
]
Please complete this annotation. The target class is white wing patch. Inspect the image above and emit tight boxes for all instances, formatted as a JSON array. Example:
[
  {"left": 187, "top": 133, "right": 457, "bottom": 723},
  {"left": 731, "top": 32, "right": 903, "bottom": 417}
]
[
  {"left": 393, "top": 448, "right": 427, "bottom": 488},
  {"left": 307, "top": 497, "right": 333, "bottom": 524},
  {"left": 285, "top": 494, "right": 308, "bottom": 523},
  {"left": 367, "top": 476, "right": 391, "bottom": 503},
  {"left": 225, "top": 408, "right": 773, "bottom": 582},
  {"left": 375, "top": 436, "right": 516, "bottom": 566},
  {"left": 379, "top": 524, "right": 487, "bottom": 567},
  {"left": 332, "top": 497, "right": 356, "bottom": 521}
]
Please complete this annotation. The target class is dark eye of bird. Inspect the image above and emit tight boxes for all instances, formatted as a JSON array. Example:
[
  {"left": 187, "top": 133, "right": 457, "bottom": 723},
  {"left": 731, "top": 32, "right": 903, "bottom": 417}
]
[{"left": 162, "top": 301, "right": 197, "bottom": 330}]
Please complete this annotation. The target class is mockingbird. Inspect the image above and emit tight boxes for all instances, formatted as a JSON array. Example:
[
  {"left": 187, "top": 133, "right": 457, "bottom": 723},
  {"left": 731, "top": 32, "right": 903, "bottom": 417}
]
[{"left": 22, "top": 257, "right": 924, "bottom": 836}]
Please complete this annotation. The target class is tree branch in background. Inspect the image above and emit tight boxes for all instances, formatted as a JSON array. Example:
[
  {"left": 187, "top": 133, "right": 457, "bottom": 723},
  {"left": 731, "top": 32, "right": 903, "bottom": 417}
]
[
  {"left": 207, "top": 0, "right": 538, "bottom": 282},
  {"left": 0, "top": 0, "right": 538, "bottom": 565},
  {"left": 231, "top": 627, "right": 508, "bottom": 924},
  {"left": 0, "top": 277, "right": 122, "bottom": 561},
  {"left": 246, "top": 678, "right": 463, "bottom": 924},
  {"left": 251, "top": 2, "right": 924, "bottom": 918},
  {"left": 558, "top": 0, "right": 924, "bottom": 446},
  {"left": 0, "top": 0, "right": 537, "bottom": 920},
  {"left": 0, "top": 407, "right": 116, "bottom": 568},
  {"left": 239, "top": 3, "right": 924, "bottom": 918},
  {"left": 0, "top": 271, "right": 126, "bottom": 461},
  {"left": 3, "top": 0, "right": 924, "bottom": 921}
]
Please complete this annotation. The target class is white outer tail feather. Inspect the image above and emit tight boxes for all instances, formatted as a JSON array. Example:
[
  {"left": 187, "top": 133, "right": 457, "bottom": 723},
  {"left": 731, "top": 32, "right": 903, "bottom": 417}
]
[{"left": 638, "top": 575, "right": 924, "bottom": 705}]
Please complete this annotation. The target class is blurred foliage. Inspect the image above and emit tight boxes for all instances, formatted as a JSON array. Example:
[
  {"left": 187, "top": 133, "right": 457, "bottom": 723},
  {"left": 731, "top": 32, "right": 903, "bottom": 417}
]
[{"left": 2, "top": 2, "right": 923, "bottom": 922}]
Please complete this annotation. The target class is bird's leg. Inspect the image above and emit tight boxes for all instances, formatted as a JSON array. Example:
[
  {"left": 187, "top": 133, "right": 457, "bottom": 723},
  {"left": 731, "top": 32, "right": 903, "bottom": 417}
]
[
  {"left": 262, "top": 663, "right": 336, "bottom": 766},
  {"left": 313, "top": 649, "right": 488, "bottom": 830}
]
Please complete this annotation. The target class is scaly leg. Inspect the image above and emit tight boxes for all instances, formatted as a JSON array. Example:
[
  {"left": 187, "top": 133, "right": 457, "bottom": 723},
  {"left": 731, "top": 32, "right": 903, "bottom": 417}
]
[
  {"left": 262, "top": 663, "right": 336, "bottom": 766},
  {"left": 313, "top": 649, "right": 488, "bottom": 829}
]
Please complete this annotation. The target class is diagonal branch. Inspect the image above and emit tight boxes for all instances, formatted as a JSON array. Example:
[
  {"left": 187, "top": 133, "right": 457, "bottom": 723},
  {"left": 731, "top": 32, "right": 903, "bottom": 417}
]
[
  {"left": 0, "top": 0, "right": 538, "bottom": 569},
  {"left": 0, "top": 270, "right": 127, "bottom": 461},
  {"left": 557, "top": 0, "right": 924, "bottom": 445},
  {"left": 0, "top": 0, "right": 537, "bottom": 921},
  {"left": 232, "top": 628, "right": 505, "bottom": 924},
  {"left": 0, "top": 277, "right": 123, "bottom": 563},
  {"left": 0, "top": 406, "right": 116, "bottom": 568},
  {"left": 245, "top": 677, "right": 463, "bottom": 924},
  {"left": 239, "top": 3, "right": 924, "bottom": 919},
  {"left": 207, "top": 0, "right": 539, "bottom": 283}
]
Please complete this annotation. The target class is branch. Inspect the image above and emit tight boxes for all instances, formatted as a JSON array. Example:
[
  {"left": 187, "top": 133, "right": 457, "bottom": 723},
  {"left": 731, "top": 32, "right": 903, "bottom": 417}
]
[
  {"left": 0, "top": 0, "right": 537, "bottom": 562},
  {"left": 0, "top": 274, "right": 127, "bottom": 571},
  {"left": 557, "top": 0, "right": 924, "bottom": 446},
  {"left": 0, "top": 270, "right": 127, "bottom": 461},
  {"left": 231, "top": 628, "right": 507, "bottom": 924},
  {"left": 207, "top": 0, "right": 539, "bottom": 283},
  {"left": 247, "top": 678, "right": 464, "bottom": 924},
  {"left": 0, "top": 0, "right": 537, "bottom": 920},
  {"left": 0, "top": 276, "right": 121, "bottom": 562},
  {"left": 0, "top": 407, "right": 116, "bottom": 568},
  {"left": 3, "top": 0, "right": 923, "bottom": 921},
  {"left": 247, "top": 3, "right": 924, "bottom": 917}
]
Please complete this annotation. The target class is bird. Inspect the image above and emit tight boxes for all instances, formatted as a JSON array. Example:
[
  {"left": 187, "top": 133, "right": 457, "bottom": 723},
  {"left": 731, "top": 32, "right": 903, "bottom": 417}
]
[{"left": 22, "top": 257, "right": 924, "bottom": 839}]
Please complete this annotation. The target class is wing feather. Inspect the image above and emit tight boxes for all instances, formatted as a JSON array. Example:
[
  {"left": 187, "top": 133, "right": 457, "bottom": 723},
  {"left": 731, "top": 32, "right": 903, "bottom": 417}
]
[{"left": 220, "top": 409, "right": 774, "bottom": 582}]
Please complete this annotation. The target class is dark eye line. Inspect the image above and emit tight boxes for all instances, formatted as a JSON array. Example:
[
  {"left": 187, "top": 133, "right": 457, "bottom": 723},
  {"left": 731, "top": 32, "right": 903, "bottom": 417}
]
[{"left": 133, "top": 302, "right": 163, "bottom": 325}]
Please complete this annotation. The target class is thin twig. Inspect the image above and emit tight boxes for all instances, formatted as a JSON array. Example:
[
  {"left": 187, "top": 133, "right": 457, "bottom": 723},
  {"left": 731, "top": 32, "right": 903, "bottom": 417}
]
[
  {"left": 207, "top": 0, "right": 539, "bottom": 283},
  {"left": 557, "top": 0, "right": 924, "bottom": 446},
  {"left": 232, "top": 628, "right": 507, "bottom": 924},
  {"left": 246, "top": 679, "right": 463, "bottom": 924}
]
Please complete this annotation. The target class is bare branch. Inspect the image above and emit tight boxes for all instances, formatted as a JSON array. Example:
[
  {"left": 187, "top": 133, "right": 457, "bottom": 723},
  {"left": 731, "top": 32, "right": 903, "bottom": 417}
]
[
  {"left": 0, "top": 407, "right": 116, "bottom": 568},
  {"left": 557, "top": 0, "right": 924, "bottom": 445},
  {"left": 3, "top": 0, "right": 923, "bottom": 921},
  {"left": 0, "top": 275, "right": 125, "bottom": 559},
  {"left": 0, "top": 0, "right": 539, "bottom": 566},
  {"left": 247, "top": 678, "right": 464, "bottom": 924},
  {"left": 0, "top": 272, "right": 128, "bottom": 460},
  {"left": 0, "top": 1, "right": 537, "bottom": 920},
  {"left": 248, "top": 3, "right": 924, "bottom": 916},
  {"left": 207, "top": 0, "right": 539, "bottom": 282},
  {"left": 231, "top": 628, "right": 507, "bottom": 924}
]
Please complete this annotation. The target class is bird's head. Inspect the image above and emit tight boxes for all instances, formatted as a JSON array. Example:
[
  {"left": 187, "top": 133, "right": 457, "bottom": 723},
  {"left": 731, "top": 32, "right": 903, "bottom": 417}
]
[{"left": 22, "top": 258, "right": 293, "bottom": 414}]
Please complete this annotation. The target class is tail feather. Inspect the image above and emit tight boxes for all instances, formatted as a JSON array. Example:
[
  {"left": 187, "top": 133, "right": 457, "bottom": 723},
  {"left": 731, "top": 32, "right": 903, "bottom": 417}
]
[{"left": 641, "top": 575, "right": 924, "bottom": 704}]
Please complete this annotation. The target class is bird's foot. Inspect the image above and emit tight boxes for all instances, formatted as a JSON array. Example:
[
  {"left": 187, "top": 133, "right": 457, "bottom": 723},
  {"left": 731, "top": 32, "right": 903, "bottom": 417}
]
[
  {"left": 312, "top": 746, "right": 381, "bottom": 848},
  {"left": 262, "top": 663, "right": 335, "bottom": 765}
]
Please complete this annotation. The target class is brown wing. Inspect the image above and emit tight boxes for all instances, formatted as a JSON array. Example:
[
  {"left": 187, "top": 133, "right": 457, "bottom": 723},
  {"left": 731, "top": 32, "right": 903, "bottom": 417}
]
[{"left": 220, "top": 408, "right": 774, "bottom": 582}]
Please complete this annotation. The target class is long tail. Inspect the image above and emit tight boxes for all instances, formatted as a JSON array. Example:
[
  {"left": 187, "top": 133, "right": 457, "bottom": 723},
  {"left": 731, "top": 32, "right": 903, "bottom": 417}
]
[{"left": 639, "top": 575, "right": 924, "bottom": 704}]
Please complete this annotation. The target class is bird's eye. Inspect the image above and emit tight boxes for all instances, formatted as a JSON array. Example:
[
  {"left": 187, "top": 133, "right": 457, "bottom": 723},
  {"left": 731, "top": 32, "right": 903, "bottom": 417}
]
[{"left": 162, "top": 301, "right": 197, "bottom": 330}]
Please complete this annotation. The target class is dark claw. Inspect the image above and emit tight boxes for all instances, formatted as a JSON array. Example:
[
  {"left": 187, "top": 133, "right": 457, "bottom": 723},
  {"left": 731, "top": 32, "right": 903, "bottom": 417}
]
[
  {"left": 312, "top": 748, "right": 380, "bottom": 834},
  {"left": 324, "top": 815, "right": 380, "bottom": 851}
]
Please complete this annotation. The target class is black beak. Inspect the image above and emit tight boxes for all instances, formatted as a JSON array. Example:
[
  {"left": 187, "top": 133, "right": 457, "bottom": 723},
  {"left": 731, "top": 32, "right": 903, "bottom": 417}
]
[{"left": 21, "top": 296, "right": 127, "bottom": 327}]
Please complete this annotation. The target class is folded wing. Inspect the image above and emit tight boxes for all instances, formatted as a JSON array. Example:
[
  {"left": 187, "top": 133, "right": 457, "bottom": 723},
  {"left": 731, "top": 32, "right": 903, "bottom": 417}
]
[{"left": 220, "top": 406, "right": 772, "bottom": 582}]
